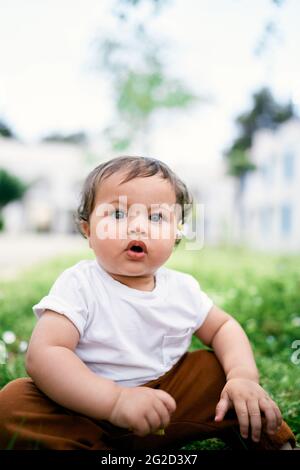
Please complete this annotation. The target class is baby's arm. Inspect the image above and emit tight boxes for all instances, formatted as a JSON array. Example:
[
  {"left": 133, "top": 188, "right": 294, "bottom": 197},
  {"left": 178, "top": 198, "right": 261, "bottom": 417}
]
[
  {"left": 194, "top": 305, "right": 259, "bottom": 382},
  {"left": 25, "top": 309, "right": 122, "bottom": 421},
  {"left": 26, "top": 309, "right": 176, "bottom": 436},
  {"left": 194, "top": 305, "right": 282, "bottom": 442}
]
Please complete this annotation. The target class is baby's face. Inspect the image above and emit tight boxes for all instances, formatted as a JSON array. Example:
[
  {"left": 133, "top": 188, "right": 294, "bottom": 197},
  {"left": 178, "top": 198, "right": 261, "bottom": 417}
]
[{"left": 83, "top": 170, "right": 180, "bottom": 281}]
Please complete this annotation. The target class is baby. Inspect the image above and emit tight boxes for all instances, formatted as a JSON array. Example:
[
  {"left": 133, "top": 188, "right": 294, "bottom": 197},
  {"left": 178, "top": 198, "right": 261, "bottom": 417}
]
[{"left": 0, "top": 156, "right": 297, "bottom": 450}]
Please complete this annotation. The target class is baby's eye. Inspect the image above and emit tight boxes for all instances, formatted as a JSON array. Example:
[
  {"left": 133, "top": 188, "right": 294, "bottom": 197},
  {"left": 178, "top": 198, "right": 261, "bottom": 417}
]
[
  {"left": 149, "top": 212, "right": 164, "bottom": 223},
  {"left": 111, "top": 209, "right": 126, "bottom": 219}
]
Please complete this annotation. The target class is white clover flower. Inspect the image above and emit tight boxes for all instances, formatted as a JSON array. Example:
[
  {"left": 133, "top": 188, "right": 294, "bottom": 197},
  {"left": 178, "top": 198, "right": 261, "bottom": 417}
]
[
  {"left": 291, "top": 316, "right": 300, "bottom": 327},
  {"left": 19, "top": 341, "right": 28, "bottom": 353},
  {"left": 266, "top": 335, "right": 276, "bottom": 344},
  {"left": 0, "top": 340, "right": 8, "bottom": 365},
  {"left": 2, "top": 331, "right": 16, "bottom": 344}
]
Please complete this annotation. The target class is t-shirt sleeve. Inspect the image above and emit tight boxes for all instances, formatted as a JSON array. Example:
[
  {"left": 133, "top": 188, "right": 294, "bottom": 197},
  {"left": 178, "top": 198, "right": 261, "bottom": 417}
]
[
  {"left": 188, "top": 275, "right": 214, "bottom": 333},
  {"left": 32, "top": 269, "right": 89, "bottom": 337}
]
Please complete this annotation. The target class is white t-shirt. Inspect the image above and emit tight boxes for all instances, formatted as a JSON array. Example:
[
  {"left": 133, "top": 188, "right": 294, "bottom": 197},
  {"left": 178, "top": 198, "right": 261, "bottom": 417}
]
[{"left": 32, "top": 259, "right": 213, "bottom": 387}]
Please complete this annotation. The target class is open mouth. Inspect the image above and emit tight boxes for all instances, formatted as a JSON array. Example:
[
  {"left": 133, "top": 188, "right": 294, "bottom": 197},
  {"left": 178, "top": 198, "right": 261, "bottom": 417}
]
[
  {"left": 130, "top": 245, "right": 144, "bottom": 253},
  {"left": 126, "top": 240, "right": 148, "bottom": 254}
]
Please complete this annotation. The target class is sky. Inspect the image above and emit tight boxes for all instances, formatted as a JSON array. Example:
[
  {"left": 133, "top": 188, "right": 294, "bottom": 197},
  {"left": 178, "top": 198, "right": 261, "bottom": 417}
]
[{"left": 1, "top": 0, "right": 300, "bottom": 171}]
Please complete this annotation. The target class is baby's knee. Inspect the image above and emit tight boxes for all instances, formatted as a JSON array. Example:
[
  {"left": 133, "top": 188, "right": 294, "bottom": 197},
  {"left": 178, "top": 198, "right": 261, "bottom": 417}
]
[
  {"left": 0, "top": 378, "right": 33, "bottom": 422},
  {"left": 200, "top": 350, "right": 226, "bottom": 382},
  {"left": 188, "top": 349, "right": 227, "bottom": 397}
]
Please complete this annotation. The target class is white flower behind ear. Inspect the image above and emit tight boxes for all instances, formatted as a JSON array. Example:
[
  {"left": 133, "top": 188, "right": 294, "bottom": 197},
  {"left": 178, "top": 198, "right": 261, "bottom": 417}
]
[
  {"left": 176, "top": 223, "right": 183, "bottom": 238},
  {"left": 181, "top": 223, "right": 189, "bottom": 236},
  {"left": 177, "top": 223, "right": 189, "bottom": 237}
]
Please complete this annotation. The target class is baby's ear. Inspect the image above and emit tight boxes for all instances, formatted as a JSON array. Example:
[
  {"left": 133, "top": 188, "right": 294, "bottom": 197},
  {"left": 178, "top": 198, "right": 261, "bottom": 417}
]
[{"left": 80, "top": 221, "right": 91, "bottom": 239}]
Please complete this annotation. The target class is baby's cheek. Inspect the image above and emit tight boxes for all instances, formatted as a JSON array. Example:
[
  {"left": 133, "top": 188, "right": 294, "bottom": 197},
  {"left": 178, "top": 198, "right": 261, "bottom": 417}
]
[
  {"left": 150, "top": 222, "right": 175, "bottom": 240},
  {"left": 93, "top": 219, "right": 124, "bottom": 241},
  {"left": 150, "top": 238, "right": 175, "bottom": 262}
]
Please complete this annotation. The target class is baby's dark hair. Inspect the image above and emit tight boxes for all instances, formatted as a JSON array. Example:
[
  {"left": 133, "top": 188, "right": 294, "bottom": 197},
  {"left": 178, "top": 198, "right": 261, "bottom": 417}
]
[{"left": 74, "top": 155, "right": 193, "bottom": 246}]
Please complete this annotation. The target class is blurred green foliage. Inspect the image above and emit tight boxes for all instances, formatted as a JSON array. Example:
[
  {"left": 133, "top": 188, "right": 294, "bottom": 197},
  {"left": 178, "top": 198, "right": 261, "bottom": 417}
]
[{"left": 0, "top": 168, "right": 28, "bottom": 210}]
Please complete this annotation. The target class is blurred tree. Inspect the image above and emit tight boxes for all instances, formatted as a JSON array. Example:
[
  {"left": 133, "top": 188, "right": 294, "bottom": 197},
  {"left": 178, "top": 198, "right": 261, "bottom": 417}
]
[
  {"left": 100, "top": 30, "right": 199, "bottom": 152},
  {"left": 114, "top": 0, "right": 169, "bottom": 17},
  {"left": 271, "top": 0, "right": 285, "bottom": 5},
  {"left": 0, "top": 169, "right": 28, "bottom": 230},
  {"left": 255, "top": 0, "right": 287, "bottom": 57},
  {"left": 224, "top": 86, "right": 296, "bottom": 242},
  {"left": 95, "top": 1, "right": 202, "bottom": 153},
  {"left": 225, "top": 87, "right": 295, "bottom": 177},
  {"left": 0, "top": 119, "right": 15, "bottom": 139},
  {"left": 118, "top": 0, "right": 166, "bottom": 5},
  {"left": 41, "top": 131, "right": 88, "bottom": 145},
  {"left": 118, "top": 0, "right": 288, "bottom": 61}
]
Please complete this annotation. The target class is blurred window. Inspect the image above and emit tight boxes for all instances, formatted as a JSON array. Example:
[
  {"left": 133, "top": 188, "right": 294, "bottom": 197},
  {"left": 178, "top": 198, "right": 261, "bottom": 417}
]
[
  {"left": 261, "top": 164, "right": 273, "bottom": 184},
  {"left": 260, "top": 207, "right": 273, "bottom": 235},
  {"left": 281, "top": 204, "right": 292, "bottom": 236},
  {"left": 283, "top": 152, "right": 294, "bottom": 181}
]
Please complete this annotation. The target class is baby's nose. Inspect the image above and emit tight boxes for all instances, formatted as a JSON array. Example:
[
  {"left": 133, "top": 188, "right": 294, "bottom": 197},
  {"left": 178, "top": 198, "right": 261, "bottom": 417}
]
[{"left": 127, "top": 215, "right": 148, "bottom": 235}]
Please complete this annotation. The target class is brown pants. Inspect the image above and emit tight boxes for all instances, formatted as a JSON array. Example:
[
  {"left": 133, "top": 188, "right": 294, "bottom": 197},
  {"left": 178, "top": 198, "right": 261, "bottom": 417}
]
[{"left": 0, "top": 349, "right": 297, "bottom": 450}]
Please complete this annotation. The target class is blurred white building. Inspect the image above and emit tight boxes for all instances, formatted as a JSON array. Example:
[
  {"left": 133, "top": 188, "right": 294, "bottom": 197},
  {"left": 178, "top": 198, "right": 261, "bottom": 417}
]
[
  {"left": 190, "top": 160, "right": 236, "bottom": 247},
  {"left": 241, "top": 119, "right": 300, "bottom": 252},
  {"left": 0, "top": 138, "right": 87, "bottom": 233}
]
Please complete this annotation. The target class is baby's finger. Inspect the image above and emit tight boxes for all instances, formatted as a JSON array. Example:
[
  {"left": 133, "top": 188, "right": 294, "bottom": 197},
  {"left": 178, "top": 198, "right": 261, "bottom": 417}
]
[
  {"left": 234, "top": 401, "right": 249, "bottom": 439},
  {"left": 131, "top": 417, "right": 152, "bottom": 437},
  {"left": 215, "top": 397, "right": 230, "bottom": 421},
  {"left": 153, "top": 400, "right": 172, "bottom": 430},
  {"left": 146, "top": 408, "right": 164, "bottom": 435},
  {"left": 272, "top": 403, "right": 283, "bottom": 431},
  {"left": 247, "top": 400, "right": 262, "bottom": 442},
  {"left": 155, "top": 389, "right": 177, "bottom": 414},
  {"left": 259, "top": 398, "right": 277, "bottom": 434}
]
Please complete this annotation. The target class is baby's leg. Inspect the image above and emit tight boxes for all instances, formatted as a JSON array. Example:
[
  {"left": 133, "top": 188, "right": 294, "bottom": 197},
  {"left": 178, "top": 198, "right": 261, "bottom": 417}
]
[
  {"left": 111, "top": 349, "right": 297, "bottom": 451},
  {"left": 0, "top": 377, "right": 113, "bottom": 450}
]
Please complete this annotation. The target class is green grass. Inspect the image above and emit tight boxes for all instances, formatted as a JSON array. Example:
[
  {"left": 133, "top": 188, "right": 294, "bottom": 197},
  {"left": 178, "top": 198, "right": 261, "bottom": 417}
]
[{"left": 0, "top": 242, "right": 299, "bottom": 449}]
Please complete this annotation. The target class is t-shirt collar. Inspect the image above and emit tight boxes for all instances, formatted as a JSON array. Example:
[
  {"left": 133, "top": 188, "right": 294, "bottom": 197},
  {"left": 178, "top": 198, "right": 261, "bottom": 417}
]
[{"left": 93, "top": 259, "right": 166, "bottom": 300}]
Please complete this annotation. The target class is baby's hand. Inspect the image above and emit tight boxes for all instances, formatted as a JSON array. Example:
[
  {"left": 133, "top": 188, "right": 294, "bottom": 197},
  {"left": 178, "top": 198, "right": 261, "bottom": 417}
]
[
  {"left": 214, "top": 378, "right": 283, "bottom": 442},
  {"left": 107, "top": 386, "right": 177, "bottom": 437}
]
